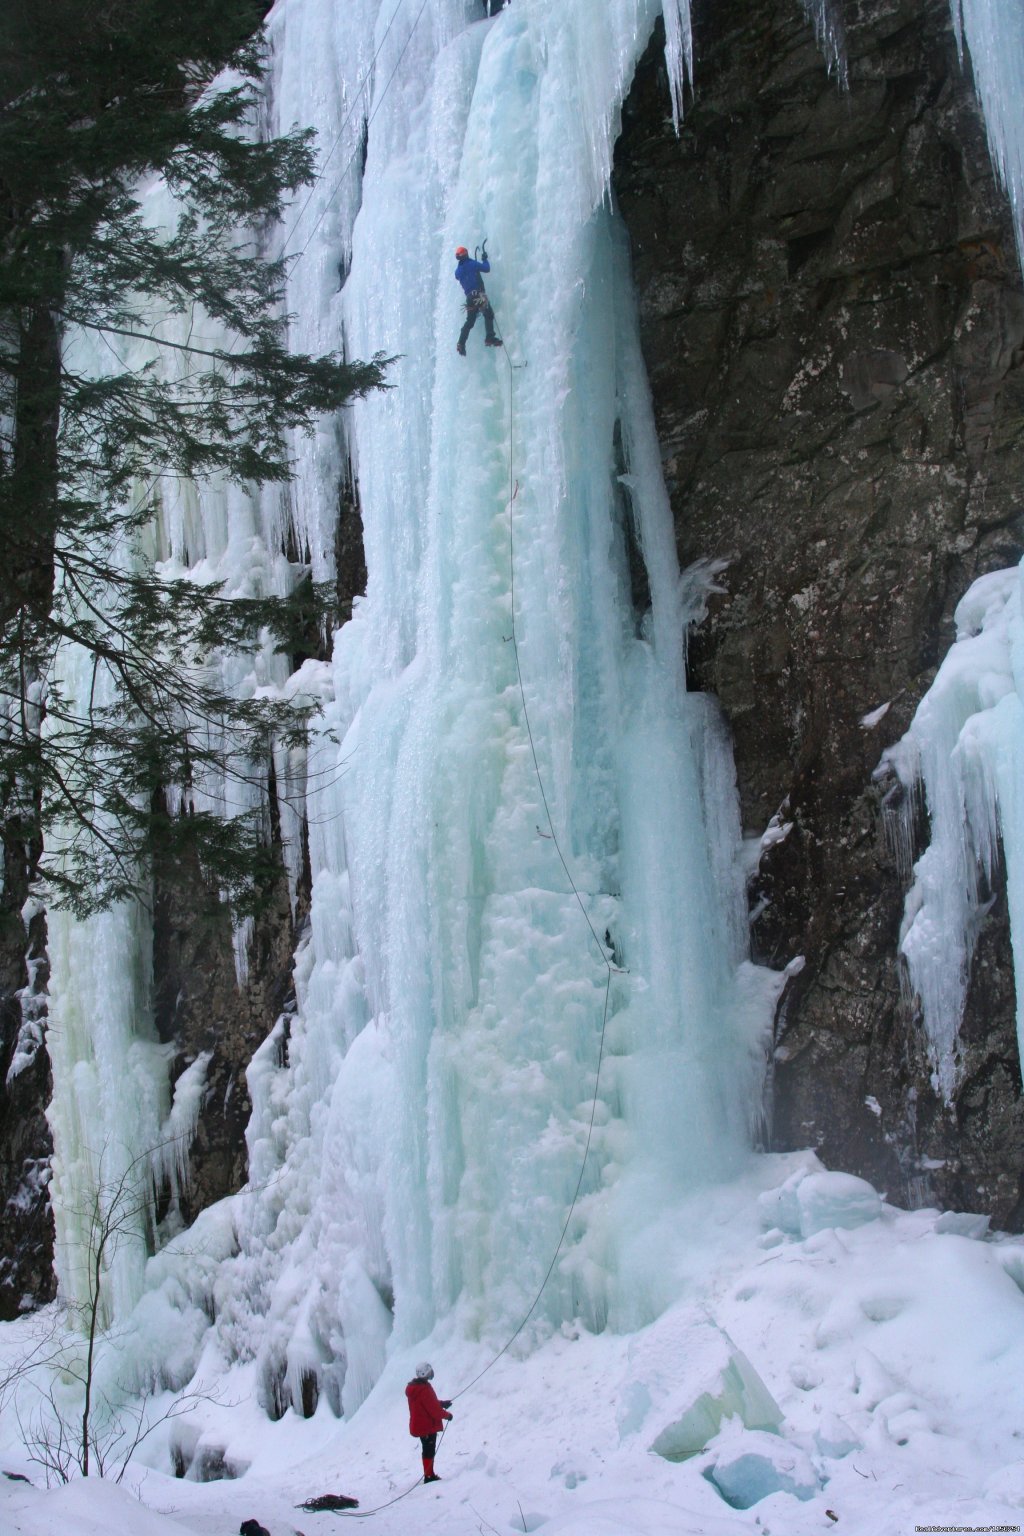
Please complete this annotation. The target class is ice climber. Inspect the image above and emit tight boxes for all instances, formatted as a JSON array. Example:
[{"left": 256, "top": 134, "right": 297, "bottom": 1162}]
[
  {"left": 406, "top": 1361, "right": 453, "bottom": 1484},
  {"left": 454, "top": 242, "right": 502, "bottom": 354}
]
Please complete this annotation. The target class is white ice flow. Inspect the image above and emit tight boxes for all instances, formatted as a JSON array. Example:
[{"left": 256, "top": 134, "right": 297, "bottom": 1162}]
[{"left": 881, "top": 561, "right": 1024, "bottom": 1102}]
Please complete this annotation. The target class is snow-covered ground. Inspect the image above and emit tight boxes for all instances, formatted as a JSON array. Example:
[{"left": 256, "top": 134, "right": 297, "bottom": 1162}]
[{"left": 5, "top": 1151, "right": 1024, "bottom": 1536}]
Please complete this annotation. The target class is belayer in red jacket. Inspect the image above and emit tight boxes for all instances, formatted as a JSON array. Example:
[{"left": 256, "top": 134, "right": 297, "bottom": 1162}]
[{"left": 405, "top": 1362, "right": 452, "bottom": 1484}]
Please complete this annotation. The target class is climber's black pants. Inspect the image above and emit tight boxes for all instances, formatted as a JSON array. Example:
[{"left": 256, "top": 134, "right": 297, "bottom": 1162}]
[
  {"left": 419, "top": 1433, "right": 437, "bottom": 1459},
  {"left": 458, "top": 292, "right": 497, "bottom": 347}
]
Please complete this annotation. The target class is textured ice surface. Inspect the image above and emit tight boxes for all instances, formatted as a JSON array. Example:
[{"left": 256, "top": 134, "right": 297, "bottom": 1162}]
[
  {"left": 36, "top": 0, "right": 773, "bottom": 1401},
  {"left": 934, "top": 1210, "right": 991, "bottom": 1239},
  {"left": 35, "top": 0, "right": 1024, "bottom": 1451},
  {"left": 706, "top": 1423, "right": 818, "bottom": 1507},
  {"left": 758, "top": 1167, "right": 883, "bottom": 1239},
  {"left": 199, "top": 0, "right": 774, "bottom": 1417},
  {"left": 622, "top": 1311, "right": 782, "bottom": 1463}
]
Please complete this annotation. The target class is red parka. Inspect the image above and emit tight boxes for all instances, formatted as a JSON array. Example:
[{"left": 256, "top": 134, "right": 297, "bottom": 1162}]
[{"left": 406, "top": 1378, "right": 452, "bottom": 1436}]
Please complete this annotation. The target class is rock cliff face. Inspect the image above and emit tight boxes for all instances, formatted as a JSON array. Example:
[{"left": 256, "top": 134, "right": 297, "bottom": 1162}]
[
  {"left": 614, "top": 0, "right": 1024, "bottom": 1221},
  {"left": 150, "top": 845, "right": 302, "bottom": 1232}
]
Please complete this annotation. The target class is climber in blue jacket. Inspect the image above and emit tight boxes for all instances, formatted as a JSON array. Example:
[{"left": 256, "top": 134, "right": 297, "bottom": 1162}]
[{"left": 454, "top": 241, "right": 502, "bottom": 355}]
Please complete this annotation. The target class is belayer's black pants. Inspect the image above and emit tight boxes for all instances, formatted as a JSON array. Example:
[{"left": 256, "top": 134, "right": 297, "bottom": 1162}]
[
  {"left": 459, "top": 292, "right": 497, "bottom": 348},
  {"left": 419, "top": 1433, "right": 437, "bottom": 1458}
]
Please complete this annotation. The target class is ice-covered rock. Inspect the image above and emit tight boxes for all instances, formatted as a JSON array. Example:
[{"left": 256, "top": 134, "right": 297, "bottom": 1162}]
[
  {"left": 626, "top": 1311, "right": 783, "bottom": 1463},
  {"left": 798, "top": 1171, "right": 883, "bottom": 1235},
  {"left": 934, "top": 1211, "right": 991, "bottom": 1239},
  {"left": 705, "top": 1423, "right": 819, "bottom": 1508},
  {"left": 880, "top": 559, "right": 1024, "bottom": 1100},
  {"left": 759, "top": 1166, "right": 882, "bottom": 1238}
]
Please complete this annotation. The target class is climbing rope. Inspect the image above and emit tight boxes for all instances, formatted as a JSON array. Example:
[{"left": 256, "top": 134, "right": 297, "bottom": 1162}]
[
  {"left": 332, "top": 307, "right": 619, "bottom": 1519},
  {"left": 449, "top": 324, "right": 616, "bottom": 1401},
  {"left": 327, "top": 1423, "right": 450, "bottom": 1520}
]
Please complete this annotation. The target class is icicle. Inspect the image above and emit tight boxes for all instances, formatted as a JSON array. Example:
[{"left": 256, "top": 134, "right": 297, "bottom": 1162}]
[
  {"left": 661, "top": 0, "right": 694, "bottom": 131},
  {"left": 950, "top": 0, "right": 1024, "bottom": 267},
  {"left": 153, "top": 1051, "right": 213, "bottom": 1206},
  {"left": 800, "top": 0, "right": 848, "bottom": 87}
]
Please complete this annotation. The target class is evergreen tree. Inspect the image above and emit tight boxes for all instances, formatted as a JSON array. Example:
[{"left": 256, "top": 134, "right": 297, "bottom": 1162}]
[{"left": 0, "top": 0, "right": 388, "bottom": 917}]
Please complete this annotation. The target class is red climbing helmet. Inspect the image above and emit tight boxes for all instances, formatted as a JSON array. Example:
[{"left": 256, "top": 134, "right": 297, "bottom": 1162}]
[{"left": 455, "top": 246, "right": 468, "bottom": 258}]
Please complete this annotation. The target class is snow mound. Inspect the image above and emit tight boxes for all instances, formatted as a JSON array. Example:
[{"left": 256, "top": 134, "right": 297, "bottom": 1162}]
[
  {"left": 1, "top": 1475, "right": 201, "bottom": 1536},
  {"left": 759, "top": 1166, "right": 883, "bottom": 1238},
  {"left": 814, "top": 1409, "right": 861, "bottom": 1459}
]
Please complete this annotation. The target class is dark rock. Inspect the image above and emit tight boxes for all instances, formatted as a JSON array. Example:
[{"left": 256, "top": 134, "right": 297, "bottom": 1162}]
[
  {"left": 614, "top": 0, "right": 1024, "bottom": 1218},
  {"left": 187, "top": 1443, "right": 249, "bottom": 1482},
  {"left": 0, "top": 858, "right": 54, "bottom": 1319},
  {"left": 150, "top": 825, "right": 303, "bottom": 1233}
]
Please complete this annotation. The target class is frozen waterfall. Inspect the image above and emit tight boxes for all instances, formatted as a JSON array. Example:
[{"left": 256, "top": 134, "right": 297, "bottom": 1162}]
[
  {"left": 45, "top": 0, "right": 1024, "bottom": 1427},
  {"left": 218, "top": 0, "right": 776, "bottom": 1417},
  {"left": 38, "top": 0, "right": 778, "bottom": 1416}
]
